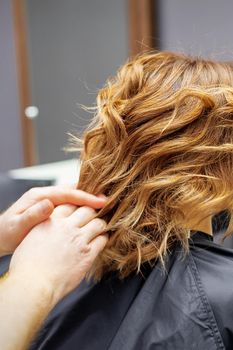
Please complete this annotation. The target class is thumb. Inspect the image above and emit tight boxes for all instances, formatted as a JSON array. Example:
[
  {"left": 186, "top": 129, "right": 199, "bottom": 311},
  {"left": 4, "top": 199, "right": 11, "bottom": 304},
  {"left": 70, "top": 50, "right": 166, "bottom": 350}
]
[{"left": 19, "top": 199, "right": 54, "bottom": 237}]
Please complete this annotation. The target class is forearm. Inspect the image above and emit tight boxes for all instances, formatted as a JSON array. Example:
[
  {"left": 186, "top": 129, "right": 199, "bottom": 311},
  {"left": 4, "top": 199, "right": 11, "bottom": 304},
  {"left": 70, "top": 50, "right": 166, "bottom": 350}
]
[{"left": 0, "top": 272, "right": 55, "bottom": 350}]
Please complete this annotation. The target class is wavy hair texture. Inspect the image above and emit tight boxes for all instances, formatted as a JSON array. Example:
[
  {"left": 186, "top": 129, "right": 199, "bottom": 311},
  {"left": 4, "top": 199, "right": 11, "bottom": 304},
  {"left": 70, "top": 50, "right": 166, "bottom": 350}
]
[{"left": 75, "top": 51, "right": 233, "bottom": 280}]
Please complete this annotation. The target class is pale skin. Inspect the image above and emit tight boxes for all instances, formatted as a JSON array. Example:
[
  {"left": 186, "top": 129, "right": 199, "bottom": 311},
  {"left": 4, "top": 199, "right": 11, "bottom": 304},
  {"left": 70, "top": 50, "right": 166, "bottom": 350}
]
[
  {"left": 0, "top": 186, "right": 107, "bottom": 257},
  {"left": 0, "top": 187, "right": 108, "bottom": 350}
]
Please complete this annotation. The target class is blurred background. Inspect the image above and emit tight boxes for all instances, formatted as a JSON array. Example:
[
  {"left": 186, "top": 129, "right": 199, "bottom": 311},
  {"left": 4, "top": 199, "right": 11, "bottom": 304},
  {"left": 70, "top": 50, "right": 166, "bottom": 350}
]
[
  {"left": 0, "top": 0, "right": 233, "bottom": 241},
  {"left": 3, "top": 0, "right": 233, "bottom": 172}
]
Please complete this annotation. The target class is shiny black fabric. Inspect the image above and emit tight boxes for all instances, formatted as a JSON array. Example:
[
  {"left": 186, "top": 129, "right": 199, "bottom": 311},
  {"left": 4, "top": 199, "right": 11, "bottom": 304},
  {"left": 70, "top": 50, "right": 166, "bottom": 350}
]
[{"left": 31, "top": 232, "right": 233, "bottom": 350}]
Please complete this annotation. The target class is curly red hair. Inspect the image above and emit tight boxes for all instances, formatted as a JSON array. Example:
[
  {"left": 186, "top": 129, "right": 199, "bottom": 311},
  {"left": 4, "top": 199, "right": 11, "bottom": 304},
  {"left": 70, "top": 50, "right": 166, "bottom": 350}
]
[{"left": 75, "top": 51, "right": 233, "bottom": 280}]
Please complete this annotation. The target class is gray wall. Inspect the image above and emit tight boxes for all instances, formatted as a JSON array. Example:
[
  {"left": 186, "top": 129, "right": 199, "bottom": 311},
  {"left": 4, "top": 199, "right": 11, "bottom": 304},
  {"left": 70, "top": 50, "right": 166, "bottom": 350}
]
[
  {"left": 25, "top": 0, "right": 128, "bottom": 164},
  {"left": 157, "top": 0, "right": 233, "bottom": 245},
  {"left": 158, "top": 0, "right": 233, "bottom": 60},
  {"left": 0, "top": 0, "right": 24, "bottom": 172},
  {"left": 3, "top": 0, "right": 232, "bottom": 170}
]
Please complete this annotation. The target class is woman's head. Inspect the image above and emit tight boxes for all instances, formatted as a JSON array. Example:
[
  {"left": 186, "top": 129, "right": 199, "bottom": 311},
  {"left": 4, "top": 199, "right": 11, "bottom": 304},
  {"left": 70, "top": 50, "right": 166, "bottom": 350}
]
[{"left": 76, "top": 51, "right": 233, "bottom": 279}]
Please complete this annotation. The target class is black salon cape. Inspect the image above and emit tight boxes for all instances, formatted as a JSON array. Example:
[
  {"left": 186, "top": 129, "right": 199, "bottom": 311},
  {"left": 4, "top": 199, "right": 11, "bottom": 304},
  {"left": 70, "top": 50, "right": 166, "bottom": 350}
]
[{"left": 30, "top": 232, "right": 233, "bottom": 350}]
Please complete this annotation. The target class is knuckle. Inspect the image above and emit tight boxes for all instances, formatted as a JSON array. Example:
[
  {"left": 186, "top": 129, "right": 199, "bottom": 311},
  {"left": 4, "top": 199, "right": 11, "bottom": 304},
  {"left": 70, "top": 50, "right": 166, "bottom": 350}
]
[
  {"left": 85, "top": 206, "right": 96, "bottom": 215},
  {"left": 79, "top": 242, "right": 91, "bottom": 255},
  {"left": 24, "top": 209, "right": 35, "bottom": 223},
  {"left": 68, "top": 224, "right": 80, "bottom": 237},
  {"left": 8, "top": 216, "right": 19, "bottom": 234},
  {"left": 79, "top": 206, "right": 96, "bottom": 217}
]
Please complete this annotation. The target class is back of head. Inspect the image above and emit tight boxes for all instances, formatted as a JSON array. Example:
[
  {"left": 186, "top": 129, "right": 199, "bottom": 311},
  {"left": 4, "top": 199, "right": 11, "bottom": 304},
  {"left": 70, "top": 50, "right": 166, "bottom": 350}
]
[{"left": 76, "top": 51, "right": 233, "bottom": 280}]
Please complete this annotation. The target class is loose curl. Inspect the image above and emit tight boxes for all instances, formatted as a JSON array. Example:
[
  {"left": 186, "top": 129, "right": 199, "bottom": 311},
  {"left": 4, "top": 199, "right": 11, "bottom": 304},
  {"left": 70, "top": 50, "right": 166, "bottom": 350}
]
[{"left": 75, "top": 51, "right": 233, "bottom": 280}]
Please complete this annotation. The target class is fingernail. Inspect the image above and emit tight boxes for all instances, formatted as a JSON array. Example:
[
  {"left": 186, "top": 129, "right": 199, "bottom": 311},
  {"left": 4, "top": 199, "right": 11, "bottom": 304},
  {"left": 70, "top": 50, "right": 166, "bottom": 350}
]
[{"left": 97, "top": 194, "right": 108, "bottom": 200}]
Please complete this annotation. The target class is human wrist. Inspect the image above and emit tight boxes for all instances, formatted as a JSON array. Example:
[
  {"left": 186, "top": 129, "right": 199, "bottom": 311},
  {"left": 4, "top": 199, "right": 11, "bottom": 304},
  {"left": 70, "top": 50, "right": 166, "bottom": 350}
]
[{"left": 3, "top": 268, "right": 57, "bottom": 311}]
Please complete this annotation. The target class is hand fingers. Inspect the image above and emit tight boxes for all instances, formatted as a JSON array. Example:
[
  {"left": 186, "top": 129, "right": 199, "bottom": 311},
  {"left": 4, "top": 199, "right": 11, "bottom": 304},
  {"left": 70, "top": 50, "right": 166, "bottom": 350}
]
[
  {"left": 70, "top": 234, "right": 108, "bottom": 286},
  {"left": 17, "top": 199, "right": 54, "bottom": 238},
  {"left": 52, "top": 204, "right": 77, "bottom": 218},
  {"left": 14, "top": 187, "right": 107, "bottom": 213},
  {"left": 88, "top": 234, "right": 109, "bottom": 259},
  {"left": 79, "top": 218, "right": 107, "bottom": 243},
  {"left": 68, "top": 206, "right": 97, "bottom": 227}
]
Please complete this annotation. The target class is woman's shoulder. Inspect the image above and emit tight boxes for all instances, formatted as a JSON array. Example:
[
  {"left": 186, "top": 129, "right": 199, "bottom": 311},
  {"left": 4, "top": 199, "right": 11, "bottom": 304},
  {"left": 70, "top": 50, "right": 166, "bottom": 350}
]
[
  {"left": 189, "top": 232, "right": 233, "bottom": 347},
  {"left": 189, "top": 231, "right": 233, "bottom": 285},
  {"left": 190, "top": 231, "right": 233, "bottom": 268}
]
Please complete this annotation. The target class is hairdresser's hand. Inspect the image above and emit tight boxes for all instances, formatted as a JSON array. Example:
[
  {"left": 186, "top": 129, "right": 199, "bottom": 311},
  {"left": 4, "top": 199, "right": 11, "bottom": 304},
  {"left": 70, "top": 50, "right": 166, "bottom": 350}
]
[
  {"left": 0, "top": 205, "right": 108, "bottom": 350},
  {"left": 0, "top": 186, "right": 106, "bottom": 257},
  {"left": 9, "top": 204, "right": 108, "bottom": 306}
]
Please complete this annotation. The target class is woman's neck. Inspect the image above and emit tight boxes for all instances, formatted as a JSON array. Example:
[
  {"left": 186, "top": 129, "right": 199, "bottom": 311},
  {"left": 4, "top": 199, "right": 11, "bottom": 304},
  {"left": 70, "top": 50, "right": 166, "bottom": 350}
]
[{"left": 190, "top": 216, "right": 213, "bottom": 236}]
